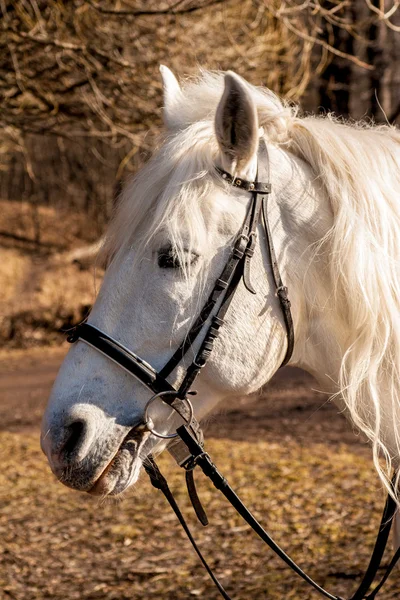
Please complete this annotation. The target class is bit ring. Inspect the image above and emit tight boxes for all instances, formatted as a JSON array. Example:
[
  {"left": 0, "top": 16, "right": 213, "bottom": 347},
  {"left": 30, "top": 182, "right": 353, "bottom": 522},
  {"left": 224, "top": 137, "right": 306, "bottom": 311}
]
[{"left": 144, "top": 391, "right": 194, "bottom": 439}]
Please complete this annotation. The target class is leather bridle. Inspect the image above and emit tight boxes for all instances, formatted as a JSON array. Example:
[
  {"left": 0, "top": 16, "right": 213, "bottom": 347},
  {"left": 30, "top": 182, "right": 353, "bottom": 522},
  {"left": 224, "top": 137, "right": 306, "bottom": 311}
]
[{"left": 67, "top": 140, "right": 399, "bottom": 599}]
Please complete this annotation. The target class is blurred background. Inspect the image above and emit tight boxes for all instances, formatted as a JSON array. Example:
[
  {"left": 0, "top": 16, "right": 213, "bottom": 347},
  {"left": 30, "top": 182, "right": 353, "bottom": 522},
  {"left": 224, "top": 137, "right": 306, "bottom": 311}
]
[
  {"left": 1, "top": 0, "right": 400, "bottom": 347},
  {"left": 1, "top": 4, "right": 400, "bottom": 600}
]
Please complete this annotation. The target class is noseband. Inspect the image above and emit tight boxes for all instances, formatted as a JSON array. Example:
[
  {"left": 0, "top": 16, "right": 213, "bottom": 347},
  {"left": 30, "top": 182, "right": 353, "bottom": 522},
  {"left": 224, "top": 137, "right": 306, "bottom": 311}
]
[{"left": 67, "top": 140, "right": 399, "bottom": 600}]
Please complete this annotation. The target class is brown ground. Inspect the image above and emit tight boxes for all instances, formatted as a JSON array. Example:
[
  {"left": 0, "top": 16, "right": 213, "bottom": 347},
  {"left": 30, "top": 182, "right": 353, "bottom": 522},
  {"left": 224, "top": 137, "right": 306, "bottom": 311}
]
[{"left": 1, "top": 348, "right": 399, "bottom": 600}]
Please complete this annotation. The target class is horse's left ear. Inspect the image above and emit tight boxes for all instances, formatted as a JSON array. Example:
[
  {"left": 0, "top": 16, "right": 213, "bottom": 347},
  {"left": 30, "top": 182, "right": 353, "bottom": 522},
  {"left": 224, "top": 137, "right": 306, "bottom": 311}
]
[
  {"left": 160, "top": 65, "right": 183, "bottom": 129},
  {"left": 215, "top": 71, "right": 259, "bottom": 176}
]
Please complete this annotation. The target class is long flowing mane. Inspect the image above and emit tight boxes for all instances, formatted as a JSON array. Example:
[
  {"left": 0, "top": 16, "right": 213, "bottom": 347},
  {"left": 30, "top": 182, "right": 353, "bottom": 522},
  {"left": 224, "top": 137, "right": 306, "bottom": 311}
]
[
  {"left": 289, "top": 116, "right": 400, "bottom": 504},
  {"left": 103, "top": 72, "right": 400, "bottom": 503}
]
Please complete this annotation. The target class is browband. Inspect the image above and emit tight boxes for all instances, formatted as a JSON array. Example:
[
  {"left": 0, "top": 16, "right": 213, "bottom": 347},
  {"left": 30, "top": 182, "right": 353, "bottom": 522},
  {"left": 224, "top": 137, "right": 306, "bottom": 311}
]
[{"left": 215, "top": 166, "right": 272, "bottom": 193}]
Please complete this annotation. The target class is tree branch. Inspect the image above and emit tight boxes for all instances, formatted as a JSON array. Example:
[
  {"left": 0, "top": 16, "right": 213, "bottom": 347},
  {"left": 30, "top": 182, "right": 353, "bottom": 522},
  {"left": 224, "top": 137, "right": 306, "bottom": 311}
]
[{"left": 87, "top": 0, "right": 225, "bottom": 17}]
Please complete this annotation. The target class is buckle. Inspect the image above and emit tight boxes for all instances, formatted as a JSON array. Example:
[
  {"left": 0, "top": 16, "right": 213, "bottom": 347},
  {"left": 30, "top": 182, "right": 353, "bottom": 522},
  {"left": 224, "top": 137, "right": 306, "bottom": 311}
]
[
  {"left": 184, "top": 451, "right": 211, "bottom": 471},
  {"left": 276, "top": 286, "right": 291, "bottom": 307},
  {"left": 193, "top": 356, "right": 207, "bottom": 369},
  {"left": 276, "top": 285, "right": 288, "bottom": 298},
  {"left": 245, "top": 232, "right": 257, "bottom": 258}
]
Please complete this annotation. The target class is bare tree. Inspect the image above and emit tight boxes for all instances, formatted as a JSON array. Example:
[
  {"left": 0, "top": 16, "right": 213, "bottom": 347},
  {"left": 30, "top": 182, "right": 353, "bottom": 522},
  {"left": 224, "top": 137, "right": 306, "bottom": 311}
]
[{"left": 1, "top": 0, "right": 399, "bottom": 239}]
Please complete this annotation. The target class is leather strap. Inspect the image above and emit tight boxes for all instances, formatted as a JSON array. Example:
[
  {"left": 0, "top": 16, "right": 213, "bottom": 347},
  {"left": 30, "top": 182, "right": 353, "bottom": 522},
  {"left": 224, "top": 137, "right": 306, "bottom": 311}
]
[
  {"left": 185, "top": 469, "right": 209, "bottom": 526},
  {"left": 147, "top": 431, "right": 400, "bottom": 600},
  {"left": 173, "top": 139, "right": 293, "bottom": 397},
  {"left": 350, "top": 478, "right": 398, "bottom": 600},
  {"left": 242, "top": 194, "right": 263, "bottom": 294},
  {"left": 261, "top": 195, "right": 294, "bottom": 366},
  {"left": 144, "top": 456, "right": 233, "bottom": 600},
  {"left": 215, "top": 166, "right": 271, "bottom": 193},
  {"left": 159, "top": 197, "right": 256, "bottom": 380},
  {"left": 67, "top": 323, "right": 174, "bottom": 395},
  {"left": 174, "top": 425, "right": 400, "bottom": 600},
  {"left": 364, "top": 545, "right": 400, "bottom": 599},
  {"left": 177, "top": 424, "right": 343, "bottom": 600},
  {"left": 176, "top": 259, "right": 245, "bottom": 399}
]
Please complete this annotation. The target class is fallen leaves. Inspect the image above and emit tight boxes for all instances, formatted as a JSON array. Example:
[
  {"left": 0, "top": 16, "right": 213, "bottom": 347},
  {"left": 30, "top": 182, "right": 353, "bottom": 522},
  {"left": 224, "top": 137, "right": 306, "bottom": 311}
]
[{"left": 0, "top": 431, "right": 399, "bottom": 599}]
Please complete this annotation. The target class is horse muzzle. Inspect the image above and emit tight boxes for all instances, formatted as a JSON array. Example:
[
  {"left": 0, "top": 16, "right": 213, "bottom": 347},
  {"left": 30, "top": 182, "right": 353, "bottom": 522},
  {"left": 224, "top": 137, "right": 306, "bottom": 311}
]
[{"left": 41, "top": 403, "right": 149, "bottom": 495}]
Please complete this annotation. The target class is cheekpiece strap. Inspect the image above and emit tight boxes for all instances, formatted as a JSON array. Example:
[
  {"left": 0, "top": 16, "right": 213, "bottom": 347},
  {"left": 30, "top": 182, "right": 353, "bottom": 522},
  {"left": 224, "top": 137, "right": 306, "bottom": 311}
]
[{"left": 215, "top": 166, "right": 271, "bottom": 194}]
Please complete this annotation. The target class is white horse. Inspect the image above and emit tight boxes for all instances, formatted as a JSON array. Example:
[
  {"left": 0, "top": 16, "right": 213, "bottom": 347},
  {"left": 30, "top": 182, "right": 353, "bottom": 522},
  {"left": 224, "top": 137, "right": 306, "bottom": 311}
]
[{"left": 41, "top": 68, "right": 400, "bottom": 541}]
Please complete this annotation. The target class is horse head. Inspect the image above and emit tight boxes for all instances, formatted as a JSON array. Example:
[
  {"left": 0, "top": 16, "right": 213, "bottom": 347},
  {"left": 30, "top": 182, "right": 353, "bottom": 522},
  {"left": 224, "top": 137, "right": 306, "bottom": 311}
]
[{"left": 41, "top": 67, "right": 400, "bottom": 510}]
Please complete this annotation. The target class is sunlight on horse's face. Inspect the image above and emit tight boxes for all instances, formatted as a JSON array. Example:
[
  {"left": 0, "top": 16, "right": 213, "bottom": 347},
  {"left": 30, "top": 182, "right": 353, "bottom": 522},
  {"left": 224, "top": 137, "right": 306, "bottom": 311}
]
[
  {"left": 41, "top": 68, "right": 332, "bottom": 497},
  {"left": 41, "top": 181, "right": 288, "bottom": 496}
]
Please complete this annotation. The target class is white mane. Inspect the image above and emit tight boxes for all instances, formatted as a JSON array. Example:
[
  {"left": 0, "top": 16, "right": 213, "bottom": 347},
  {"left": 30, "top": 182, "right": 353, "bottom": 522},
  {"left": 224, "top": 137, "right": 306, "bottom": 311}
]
[
  {"left": 103, "top": 71, "right": 400, "bottom": 504},
  {"left": 290, "top": 116, "right": 400, "bottom": 503}
]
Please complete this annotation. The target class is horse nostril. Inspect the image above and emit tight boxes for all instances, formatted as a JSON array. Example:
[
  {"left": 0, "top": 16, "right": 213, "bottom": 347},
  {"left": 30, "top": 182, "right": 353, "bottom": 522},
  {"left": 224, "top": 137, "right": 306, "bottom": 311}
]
[{"left": 61, "top": 420, "right": 86, "bottom": 460}]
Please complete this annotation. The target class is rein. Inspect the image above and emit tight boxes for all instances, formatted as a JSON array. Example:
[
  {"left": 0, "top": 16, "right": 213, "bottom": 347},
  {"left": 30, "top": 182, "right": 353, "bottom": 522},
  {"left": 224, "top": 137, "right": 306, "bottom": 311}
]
[{"left": 67, "top": 140, "right": 399, "bottom": 599}]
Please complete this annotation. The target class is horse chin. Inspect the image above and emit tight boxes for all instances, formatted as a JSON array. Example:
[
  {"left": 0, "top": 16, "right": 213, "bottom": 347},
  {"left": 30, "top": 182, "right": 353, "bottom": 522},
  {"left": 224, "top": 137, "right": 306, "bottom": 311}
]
[
  {"left": 88, "top": 428, "right": 148, "bottom": 497},
  {"left": 88, "top": 454, "right": 142, "bottom": 496}
]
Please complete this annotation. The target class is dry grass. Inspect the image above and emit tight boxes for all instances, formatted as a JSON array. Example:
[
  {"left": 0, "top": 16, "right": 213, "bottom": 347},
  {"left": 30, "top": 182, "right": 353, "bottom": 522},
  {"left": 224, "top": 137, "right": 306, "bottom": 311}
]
[
  {"left": 1, "top": 430, "right": 399, "bottom": 600},
  {"left": 0, "top": 250, "right": 102, "bottom": 347},
  {"left": 0, "top": 199, "right": 103, "bottom": 347},
  {"left": 0, "top": 248, "right": 29, "bottom": 304}
]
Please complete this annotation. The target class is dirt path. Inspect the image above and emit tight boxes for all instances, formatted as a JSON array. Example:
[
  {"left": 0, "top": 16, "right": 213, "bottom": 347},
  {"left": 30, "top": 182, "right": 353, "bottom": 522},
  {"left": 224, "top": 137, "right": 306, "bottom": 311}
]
[{"left": 0, "top": 346, "right": 68, "bottom": 432}]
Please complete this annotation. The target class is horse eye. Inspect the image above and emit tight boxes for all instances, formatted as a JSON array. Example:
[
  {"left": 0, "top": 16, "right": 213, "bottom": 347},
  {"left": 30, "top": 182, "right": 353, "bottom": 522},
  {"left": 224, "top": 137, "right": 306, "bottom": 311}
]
[
  {"left": 157, "top": 247, "right": 199, "bottom": 269},
  {"left": 158, "top": 248, "right": 180, "bottom": 269}
]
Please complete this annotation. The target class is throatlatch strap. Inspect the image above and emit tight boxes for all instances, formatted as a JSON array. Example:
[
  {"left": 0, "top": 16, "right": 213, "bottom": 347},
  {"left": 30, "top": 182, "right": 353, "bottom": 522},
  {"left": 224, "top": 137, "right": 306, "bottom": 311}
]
[{"left": 261, "top": 195, "right": 294, "bottom": 366}]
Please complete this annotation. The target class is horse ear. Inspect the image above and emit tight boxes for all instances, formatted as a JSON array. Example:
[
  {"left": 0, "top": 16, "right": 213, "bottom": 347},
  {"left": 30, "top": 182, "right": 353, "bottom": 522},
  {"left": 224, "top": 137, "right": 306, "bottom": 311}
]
[
  {"left": 215, "top": 71, "right": 259, "bottom": 176},
  {"left": 160, "top": 65, "right": 183, "bottom": 129}
]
